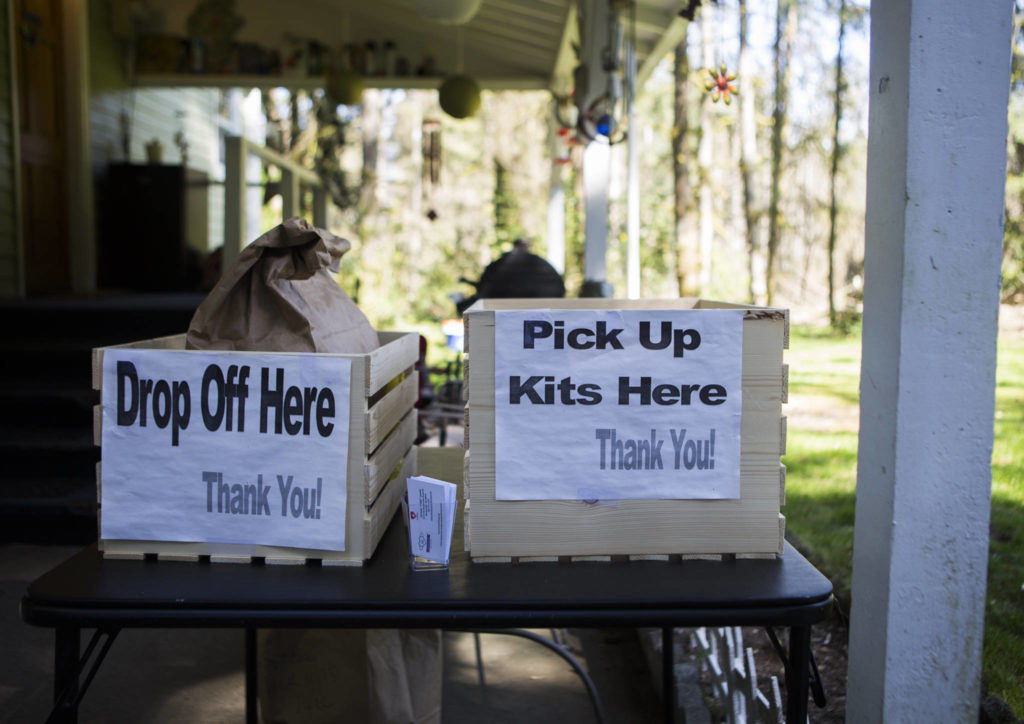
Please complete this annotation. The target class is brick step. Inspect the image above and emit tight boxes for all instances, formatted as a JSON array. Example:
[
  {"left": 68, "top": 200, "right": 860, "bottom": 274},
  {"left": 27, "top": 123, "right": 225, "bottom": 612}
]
[
  {"left": 0, "top": 440, "right": 99, "bottom": 479},
  {"left": 0, "top": 474, "right": 96, "bottom": 518},
  {"left": 0, "top": 385, "right": 98, "bottom": 427},
  {"left": 0, "top": 293, "right": 201, "bottom": 341}
]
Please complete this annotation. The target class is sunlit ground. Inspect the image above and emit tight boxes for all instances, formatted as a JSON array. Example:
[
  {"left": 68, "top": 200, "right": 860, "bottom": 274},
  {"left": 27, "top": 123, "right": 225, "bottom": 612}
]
[{"left": 782, "top": 307, "right": 1024, "bottom": 716}]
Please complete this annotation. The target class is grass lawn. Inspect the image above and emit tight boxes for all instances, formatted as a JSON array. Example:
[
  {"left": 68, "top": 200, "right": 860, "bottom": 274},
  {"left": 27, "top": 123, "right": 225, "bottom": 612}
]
[{"left": 781, "top": 315, "right": 1024, "bottom": 716}]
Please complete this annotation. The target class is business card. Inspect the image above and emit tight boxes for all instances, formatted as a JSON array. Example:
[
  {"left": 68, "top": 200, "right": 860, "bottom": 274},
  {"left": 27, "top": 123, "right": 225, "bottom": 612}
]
[{"left": 406, "top": 475, "right": 456, "bottom": 565}]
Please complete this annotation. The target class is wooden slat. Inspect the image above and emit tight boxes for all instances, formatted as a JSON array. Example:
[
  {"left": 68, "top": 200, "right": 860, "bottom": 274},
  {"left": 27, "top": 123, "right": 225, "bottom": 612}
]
[
  {"left": 364, "top": 411, "right": 417, "bottom": 505},
  {"left": 92, "top": 333, "right": 186, "bottom": 389},
  {"left": 468, "top": 297, "right": 703, "bottom": 312},
  {"left": 364, "top": 372, "right": 418, "bottom": 454},
  {"left": 366, "top": 332, "right": 419, "bottom": 396},
  {"left": 360, "top": 449, "right": 415, "bottom": 561},
  {"left": 93, "top": 331, "right": 417, "bottom": 393},
  {"left": 345, "top": 354, "right": 369, "bottom": 556},
  {"left": 778, "top": 513, "right": 786, "bottom": 555}
]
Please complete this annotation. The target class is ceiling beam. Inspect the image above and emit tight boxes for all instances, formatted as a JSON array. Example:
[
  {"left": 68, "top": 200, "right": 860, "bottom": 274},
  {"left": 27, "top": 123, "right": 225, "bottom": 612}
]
[
  {"left": 636, "top": 14, "right": 687, "bottom": 90},
  {"left": 549, "top": 2, "right": 579, "bottom": 94},
  {"left": 629, "top": 4, "right": 682, "bottom": 34}
]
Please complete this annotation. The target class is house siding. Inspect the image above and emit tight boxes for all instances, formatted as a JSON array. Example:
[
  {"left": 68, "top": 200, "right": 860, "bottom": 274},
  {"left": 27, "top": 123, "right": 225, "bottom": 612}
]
[
  {"left": 90, "top": 86, "right": 226, "bottom": 255},
  {"left": 88, "top": 0, "right": 227, "bottom": 259},
  {"left": 0, "top": 0, "right": 19, "bottom": 297}
]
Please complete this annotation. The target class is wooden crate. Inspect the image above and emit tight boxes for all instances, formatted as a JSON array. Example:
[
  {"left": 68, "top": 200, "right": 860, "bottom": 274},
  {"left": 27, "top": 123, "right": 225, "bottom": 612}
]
[
  {"left": 91, "top": 332, "right": 419, "bottom": 565},
  {"left": 462, "top": 299, "right": 788, "bottom": 560}
]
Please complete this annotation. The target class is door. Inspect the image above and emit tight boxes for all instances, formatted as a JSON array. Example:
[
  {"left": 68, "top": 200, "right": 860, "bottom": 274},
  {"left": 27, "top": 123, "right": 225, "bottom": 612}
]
[{"left": 16, "top": 0, "right": 69, "bottom": 294}]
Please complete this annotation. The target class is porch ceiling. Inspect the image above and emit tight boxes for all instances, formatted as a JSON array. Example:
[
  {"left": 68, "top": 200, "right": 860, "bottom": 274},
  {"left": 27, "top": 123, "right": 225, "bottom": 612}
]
[{"left": 141, "top": 0, "right": 686, "bottom": 91}]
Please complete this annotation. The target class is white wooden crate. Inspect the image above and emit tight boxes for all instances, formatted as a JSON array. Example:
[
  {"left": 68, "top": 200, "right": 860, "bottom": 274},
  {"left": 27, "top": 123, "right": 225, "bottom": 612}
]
[
  {"left": 462, "top": 298, "right": 788, "bottom": 559},
  {"left": 91, "top": 331, "right": 419, "bottom": 565}
]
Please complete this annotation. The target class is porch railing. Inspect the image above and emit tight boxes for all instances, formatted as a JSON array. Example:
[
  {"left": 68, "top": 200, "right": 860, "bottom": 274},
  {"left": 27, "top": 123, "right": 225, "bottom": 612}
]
[{"left": 223, "top": 135, "right": 329, "bottom": 271}]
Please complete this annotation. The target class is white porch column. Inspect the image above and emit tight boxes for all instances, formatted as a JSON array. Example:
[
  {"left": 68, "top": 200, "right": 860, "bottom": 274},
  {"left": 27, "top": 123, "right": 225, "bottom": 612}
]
[
  {"left": 579, "top": 0, "right": 613, "bottom": 297},
  {"left": 625, "top": 41, "right": 640, "bottom": 300},
  {"left": 582, "top": 141, "right": 610, "bottom": 295},
  {"left": 547, "top": 172, "right": 566, "bottom": 275},
  {"left": 847, "top": 3, "right": 1012, "bottom": 722},
  {"left": 547, "top": 103, "right": 566, "bottom": 275}
]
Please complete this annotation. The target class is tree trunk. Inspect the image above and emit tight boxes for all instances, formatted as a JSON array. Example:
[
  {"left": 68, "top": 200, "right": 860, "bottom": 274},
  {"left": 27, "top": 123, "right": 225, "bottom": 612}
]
[
  {"left": 827, "top": 0, "right": 847, "bottom": 326},
  {"left": 767, "top": 0, "right": 795, "bottom": 305},
  {"left": 738, "top": 0, "right": 764, "bottom": 304},
  {"left": 673, "top": 31, "right": 698, "bottom": 297},
  {"left": 696, "top": 8, "right": 715, "bottom": 296},
  {"left": 359, "top": 89, "right": 381, "bottom": 219}
]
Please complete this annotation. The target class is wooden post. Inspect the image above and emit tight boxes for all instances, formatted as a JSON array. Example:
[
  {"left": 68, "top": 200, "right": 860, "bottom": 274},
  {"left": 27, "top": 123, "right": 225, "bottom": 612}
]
[
  {"left": 847, "top": 3, "right": 1012, "bottom": 721},
  {"left": 223, "top": 136, "right": 246, "bottom": 273},
  {"left": 579, "top": 0, "right": 612, "bottom": 297},
  {"left": 312, "top": 188, "right": 328, "bottom": 230},
  {"left": 547, "top": 101, "right": 566, "bottom": 275},
  {"left": 625, "top": 40, "right": 640, "bottom": 299},
  {"left": 581, "top": 142, "right": 610, "bottom": 296},
  {"left": 280, "top": 168, "right": 300, "bottom": 220}
]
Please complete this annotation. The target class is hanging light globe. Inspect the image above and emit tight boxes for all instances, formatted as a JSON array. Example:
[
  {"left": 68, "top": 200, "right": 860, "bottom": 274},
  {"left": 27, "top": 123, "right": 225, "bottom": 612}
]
[
  {"left": 438, "top": 75, "right": 481, "bottom": 119},
  {"left": 409, "top": 0, "right": 483, "bottom": 24},
  {"left": 326, "top": 69, "right": 365, "bottom": 106}
]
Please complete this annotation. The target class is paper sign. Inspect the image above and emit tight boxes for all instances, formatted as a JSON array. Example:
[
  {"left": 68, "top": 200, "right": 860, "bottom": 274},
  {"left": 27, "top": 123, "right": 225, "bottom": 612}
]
[
  {"left": 494, "top": 309, "right": 743, "bottom": 501},
  {"left": 100, "top": 349, "right": 351, "bottom": 551},
  {"left": 405, "top": 476, "right": 456, "bottom": 565}
]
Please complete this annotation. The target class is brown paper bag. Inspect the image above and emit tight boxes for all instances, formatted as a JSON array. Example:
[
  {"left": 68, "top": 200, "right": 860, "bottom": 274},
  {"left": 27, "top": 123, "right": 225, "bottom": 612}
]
[
  {"left": 186, "top": 217, "right": 379, "bottom": 353},
  {"left": 191, "top": 219, "right": 440, "bottom": 724},
  {"left": 258, "top": 630, "right": 442, "bottom": 724},
  {"left": 367, "top": 630, "right": 443, "bottom": 724}
]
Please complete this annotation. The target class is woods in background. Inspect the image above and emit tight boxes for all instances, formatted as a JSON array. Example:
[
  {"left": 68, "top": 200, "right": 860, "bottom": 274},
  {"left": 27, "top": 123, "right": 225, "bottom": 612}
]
[{"left": 246, "top": 0, "right": 1022, "bottom": 347}]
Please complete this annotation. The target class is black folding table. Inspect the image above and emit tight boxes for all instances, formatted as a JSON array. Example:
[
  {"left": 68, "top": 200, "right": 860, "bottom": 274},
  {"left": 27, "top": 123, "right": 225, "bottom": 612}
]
[{"left": 22, "top": 514, "right": 833, "bottom": 724}]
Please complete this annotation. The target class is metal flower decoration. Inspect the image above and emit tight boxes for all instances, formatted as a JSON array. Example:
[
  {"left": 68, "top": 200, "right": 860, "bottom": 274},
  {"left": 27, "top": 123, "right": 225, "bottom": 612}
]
[{"left": 705, "top": 63, "right": 739, "bottom": 104}]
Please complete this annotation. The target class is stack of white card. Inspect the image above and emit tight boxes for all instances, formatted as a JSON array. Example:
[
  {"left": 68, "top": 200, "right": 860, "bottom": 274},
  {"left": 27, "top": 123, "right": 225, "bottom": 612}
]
[{"left": 405, "top": 475, "right": 457, "bottom": 566}]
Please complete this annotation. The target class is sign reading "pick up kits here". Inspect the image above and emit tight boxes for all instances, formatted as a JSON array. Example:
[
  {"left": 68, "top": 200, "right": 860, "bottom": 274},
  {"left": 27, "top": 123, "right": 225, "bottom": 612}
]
[
  {"left": 100, "top": 349, "right": 351, "bottom": 551},
  {"left": 493, "top": 309, "right": 744, "bottom": 502}
]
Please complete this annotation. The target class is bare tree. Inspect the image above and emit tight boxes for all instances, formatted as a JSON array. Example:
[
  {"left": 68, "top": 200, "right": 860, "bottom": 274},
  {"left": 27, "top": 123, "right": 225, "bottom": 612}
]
[
  {"left": 738, "top": 0, "right": 764, "bottom": 304},
  {"left": 696, "top": 7, "right": 715, "bottom": 296},
  {"left": 826, "top": 0, "right": 847, "bottom": 325},
  {"left": 767, "top": 0, "right": 796, "bottom": 304},
  {"left": 359, "top": 90, "right": 381, "bottom": 219},
  {"left": 673, "top": 30, "right": 699, "bottom": 296}
]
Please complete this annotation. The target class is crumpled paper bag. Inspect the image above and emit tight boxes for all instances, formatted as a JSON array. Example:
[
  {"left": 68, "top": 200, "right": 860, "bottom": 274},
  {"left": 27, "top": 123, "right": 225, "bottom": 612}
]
[
  {"left": 257, "top": 630, "right": 442, "bottom": 724},
  {"left": 186, "top": 216, "right": 379, "bottom": 353}
]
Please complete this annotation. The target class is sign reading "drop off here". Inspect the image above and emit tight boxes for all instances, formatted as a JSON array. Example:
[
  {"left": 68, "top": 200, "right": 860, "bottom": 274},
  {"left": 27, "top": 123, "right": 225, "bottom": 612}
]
[
  {"left": 493, "top": 309, "right": 743, "bottom": 502},
  {"left": 100, "top": 349, "right": 351, "bottom": 551}
]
